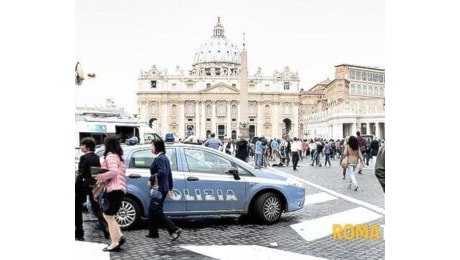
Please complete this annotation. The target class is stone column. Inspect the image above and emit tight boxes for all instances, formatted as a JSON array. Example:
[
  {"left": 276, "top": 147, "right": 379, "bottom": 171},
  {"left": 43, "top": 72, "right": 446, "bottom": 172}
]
[
  {"left": 226, "top": 101, "right": 232, "bottom": 137},
  {"left": 141, "top": 101, "right": 148, "bottom": 122},
  {"left": 179, "top": 101, "right": 185, "bottom": 139},
  {"left": 273, "top": 102, "right": 279, "bottom": 137},
  {"left": 366, "top": 122, "right": 371, "bottom": 136},
  {"left": 257, "top": 102, "right": 263, "bottom": 137},
  {"left": 375, "top": 122, "right": 381, "bottom": 139},
  {"left": 212, "top": 101, "right": 216, "bottom": 134},
  {"left": 351, "top": 121, "right": 357, "bottom": 136},
  {"left": 161, "top": 100, "right": 168, "bottom": 137},
  {"left": 195, "top": 101, "right": 200, "bottom": 138},
  {"left": 293, "top": 103, "right": 299, "bottom": 138},
  {"left": 201, "top": 101, "right": 206, "bottom": 139}
]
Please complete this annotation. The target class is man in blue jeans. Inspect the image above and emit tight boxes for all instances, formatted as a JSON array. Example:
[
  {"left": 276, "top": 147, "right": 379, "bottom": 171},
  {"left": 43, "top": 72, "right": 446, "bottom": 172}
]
[{"left": 254, "top": 137, "right": 264, "bottom": 169}]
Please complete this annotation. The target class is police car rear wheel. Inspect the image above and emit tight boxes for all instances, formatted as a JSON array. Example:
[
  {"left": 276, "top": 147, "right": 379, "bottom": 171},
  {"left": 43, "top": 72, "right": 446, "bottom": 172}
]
[
  {"left": 115, "top": 197, "right": 141, "bottom": 230},
  {"left": 254, "top": 192, "right": 282, "bottom": 224}
]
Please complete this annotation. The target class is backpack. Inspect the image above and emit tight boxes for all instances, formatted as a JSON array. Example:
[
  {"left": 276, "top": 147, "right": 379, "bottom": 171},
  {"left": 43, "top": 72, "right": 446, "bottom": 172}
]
[{"left": 324, "top": 144, "right": 330, "bottom": 154}]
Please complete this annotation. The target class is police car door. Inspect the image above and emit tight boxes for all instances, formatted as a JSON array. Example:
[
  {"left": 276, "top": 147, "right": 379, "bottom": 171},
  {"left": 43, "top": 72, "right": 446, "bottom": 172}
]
[
  {"left": 182, "top": 147, "right": 246, "bottom": 212},
  {"left": 129, "top": 147, "right": 186, "bottom": 213}
]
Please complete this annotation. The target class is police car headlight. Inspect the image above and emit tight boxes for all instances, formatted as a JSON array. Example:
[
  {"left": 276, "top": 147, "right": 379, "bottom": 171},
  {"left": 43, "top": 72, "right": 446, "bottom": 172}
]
[{"left": 286, "top": 178, "right": 304, "bottom": 188}]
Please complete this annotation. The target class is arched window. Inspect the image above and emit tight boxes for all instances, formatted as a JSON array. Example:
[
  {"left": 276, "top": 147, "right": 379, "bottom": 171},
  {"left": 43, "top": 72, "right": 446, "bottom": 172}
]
[
  {"left": 379, "top": 87, "right": 384, "bottom": 96},
  {"left": 357, "top": 85, "right": 362, "bottom": 95},
  {"left": 351, "top": 84, "right": 355, "bottom": 94},
  {"left": 363, "top": 85, "right": 368, "bottom": 95},
  {"left": 206, "top": 103, "right": 212, "bottom": 114}
]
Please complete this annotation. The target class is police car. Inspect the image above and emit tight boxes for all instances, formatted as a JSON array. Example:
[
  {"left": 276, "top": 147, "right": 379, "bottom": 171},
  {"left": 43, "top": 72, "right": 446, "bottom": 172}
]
[{"left": 97, "top": 143, "right": 306, "bottom": 229}]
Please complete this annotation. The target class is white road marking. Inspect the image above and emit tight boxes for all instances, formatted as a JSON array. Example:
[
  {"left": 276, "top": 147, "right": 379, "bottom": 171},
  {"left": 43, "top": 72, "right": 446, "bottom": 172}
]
[
  {"left": 305, "top": 192, "right": 337, "bottom": 205},
  {"left": 75, "top": 241, "right": 110, "bottom": 260},
  {"left": 181, "top": 245, "right": 327, "bottom": 259},
  {"left": 269, "top": 167, "right": 385, "bottom": 215},
  {"left": 381, "top": 224, "right": 385, "bottom": 240},
  {"left": 291, "top": 207, "right": 383, "bottom": 241}
]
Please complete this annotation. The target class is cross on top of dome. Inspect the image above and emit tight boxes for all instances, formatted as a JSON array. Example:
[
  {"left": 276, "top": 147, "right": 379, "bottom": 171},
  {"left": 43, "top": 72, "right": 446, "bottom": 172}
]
[{"left": 213, "top": 17, "right": 225, "bottom": 37}]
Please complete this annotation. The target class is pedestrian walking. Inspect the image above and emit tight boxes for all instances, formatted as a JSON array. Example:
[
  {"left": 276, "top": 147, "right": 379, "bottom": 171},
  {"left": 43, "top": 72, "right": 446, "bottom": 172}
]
[
  {"left": 94, "top": 136, "right": 127, "bottom": 251},
  {"left": 291, "top": 137, "right": 302, "bottom": 171},
  {"left": 75, "top": 137, "right": 109, "bottom": 241},
  {"left": 146, "top": 138, "right": 183, "bottom": 241},
  {"left": 343, "top": 136, "right": 364, "bottom": 191},
  {"left": 324, "top": 141, "right": 332, "bottom": 167}
]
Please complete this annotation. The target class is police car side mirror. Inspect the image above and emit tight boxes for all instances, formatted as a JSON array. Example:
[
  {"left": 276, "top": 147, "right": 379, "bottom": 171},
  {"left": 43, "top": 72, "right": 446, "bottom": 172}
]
[{"left": 226, "top": 166, "right": 240, "bottom": 180}]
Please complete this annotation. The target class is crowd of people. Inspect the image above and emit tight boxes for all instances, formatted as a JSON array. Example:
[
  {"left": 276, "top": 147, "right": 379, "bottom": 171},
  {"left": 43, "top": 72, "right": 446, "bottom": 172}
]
[{"left": 200, "top": 131, "right": 385, "bottom": 193}]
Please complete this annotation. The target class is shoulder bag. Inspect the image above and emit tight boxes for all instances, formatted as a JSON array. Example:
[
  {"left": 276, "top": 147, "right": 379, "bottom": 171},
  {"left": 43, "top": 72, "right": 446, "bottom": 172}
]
[{"left": 341, "top": 157, "right": 349, "bottom": 169}]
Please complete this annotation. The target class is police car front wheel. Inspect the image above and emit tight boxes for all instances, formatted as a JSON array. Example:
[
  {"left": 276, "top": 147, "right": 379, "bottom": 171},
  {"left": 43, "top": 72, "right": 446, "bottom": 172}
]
[{"left": 254, "top": 192, "right": 282, "bottom": 224}]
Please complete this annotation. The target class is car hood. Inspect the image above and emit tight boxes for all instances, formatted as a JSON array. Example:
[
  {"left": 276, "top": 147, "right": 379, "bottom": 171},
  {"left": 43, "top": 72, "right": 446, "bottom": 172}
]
[{"left": 251, "top": 168, "right": 288, "bottom": 181}]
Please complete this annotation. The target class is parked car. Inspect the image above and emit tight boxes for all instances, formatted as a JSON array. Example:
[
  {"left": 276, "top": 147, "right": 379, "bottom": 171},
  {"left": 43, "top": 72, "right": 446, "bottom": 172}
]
[{"left": 95, "top": 143, "right": 306, "bottom": 229}]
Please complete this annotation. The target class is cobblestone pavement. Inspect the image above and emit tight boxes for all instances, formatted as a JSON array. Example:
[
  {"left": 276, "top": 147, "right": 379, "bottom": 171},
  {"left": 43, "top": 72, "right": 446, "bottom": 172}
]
[{"left": 79, "top": 155, "right": 385, "bottom": 260}]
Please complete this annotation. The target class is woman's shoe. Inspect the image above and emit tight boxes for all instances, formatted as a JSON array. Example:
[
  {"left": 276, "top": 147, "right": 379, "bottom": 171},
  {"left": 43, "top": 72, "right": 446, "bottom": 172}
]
[
  {"left": 171, "top": 228, "right": 182, "bottom": 241},
  {"left": 354, "top": 186, "right": 359, "bottom": 191},
  {"left": 102, "top": 244, "right": 121, "bottom": 252},
  {"left": 118, "top": 236, "right": 126, "bottom": 247}
]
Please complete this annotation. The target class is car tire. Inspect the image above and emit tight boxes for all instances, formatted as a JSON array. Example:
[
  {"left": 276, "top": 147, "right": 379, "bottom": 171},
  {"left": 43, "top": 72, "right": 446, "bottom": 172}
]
[
  {"left": 116, "top": 197, "right": 141, "bottom": 230},
  {"left": 254, "top": 192, "right": 282, "bottom": 224}
]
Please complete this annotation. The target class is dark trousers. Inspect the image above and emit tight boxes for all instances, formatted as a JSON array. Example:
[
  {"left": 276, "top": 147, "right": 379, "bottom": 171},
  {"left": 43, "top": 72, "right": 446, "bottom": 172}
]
[
  {"left": 292, "top": 152, "right": 299, "bottom": 170},
  {"left": 324, "top": 153, "right": 331, "bottom": 166},
  {"left": 75, "top": 185, "right": 108, "bottom": 238},
  {"left": 148, "top": 191, "right": 178, "bottom": 237}
]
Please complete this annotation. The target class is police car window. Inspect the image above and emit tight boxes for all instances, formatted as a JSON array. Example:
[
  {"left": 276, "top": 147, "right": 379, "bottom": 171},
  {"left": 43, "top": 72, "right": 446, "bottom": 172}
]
[
  {"left": 131, "top": 148, "right": 177, "bottom": 170},
  {"left": 165, "top": 147, "right": 178, "bottom": 171},
  {"left": 131, "top": 149, "right": 154, "bottom": 168},
  {"left": 184, "top": 148, "right": 232, "bottom": 174},
  {"left": 234, "top": 164, "right": 253, "bottom": 176}
]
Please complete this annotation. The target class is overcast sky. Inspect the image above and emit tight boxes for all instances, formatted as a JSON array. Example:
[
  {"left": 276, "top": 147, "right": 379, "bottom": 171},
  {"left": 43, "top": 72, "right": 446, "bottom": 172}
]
[{"left": 76, "top": 0, "right": 384, "bottom": 114}]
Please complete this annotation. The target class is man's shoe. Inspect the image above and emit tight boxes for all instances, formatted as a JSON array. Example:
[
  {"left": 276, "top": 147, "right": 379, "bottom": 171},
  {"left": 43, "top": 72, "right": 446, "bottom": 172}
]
[{"left": 146, "top": 234, "right": 159, "bottom": 239}]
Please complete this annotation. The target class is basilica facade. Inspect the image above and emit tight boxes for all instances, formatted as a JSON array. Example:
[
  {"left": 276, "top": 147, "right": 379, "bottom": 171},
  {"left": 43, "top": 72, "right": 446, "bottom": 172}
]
[{"left": 136, "top": 18, "right": 385, "bottom": 141}]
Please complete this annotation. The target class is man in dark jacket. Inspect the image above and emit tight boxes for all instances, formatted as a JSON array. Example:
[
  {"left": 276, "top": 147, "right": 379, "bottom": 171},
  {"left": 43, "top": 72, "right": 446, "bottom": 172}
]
[
  {"left": 75, "top": 137, "right": 109, "bottom": 240},
  {"left": 235, "top": 136, "right": 249, "bottom": 162}
]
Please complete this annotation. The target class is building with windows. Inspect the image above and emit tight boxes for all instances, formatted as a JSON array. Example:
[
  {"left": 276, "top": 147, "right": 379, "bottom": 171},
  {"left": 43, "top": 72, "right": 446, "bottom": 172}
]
[
  {"left": 137, "top": 18, "right": 301, "bottom": 140},
  {"left": 301, "top": 64, "right": 385, "bottom": 140},
  {"left": 136, "top": 18, "right": 385, "bottom": 141}
]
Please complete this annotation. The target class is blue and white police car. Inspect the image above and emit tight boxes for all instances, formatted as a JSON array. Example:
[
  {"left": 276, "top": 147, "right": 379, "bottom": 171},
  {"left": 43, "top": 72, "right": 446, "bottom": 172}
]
[{"left": 97, "top": 143, "right": 306, "bottom": 229}]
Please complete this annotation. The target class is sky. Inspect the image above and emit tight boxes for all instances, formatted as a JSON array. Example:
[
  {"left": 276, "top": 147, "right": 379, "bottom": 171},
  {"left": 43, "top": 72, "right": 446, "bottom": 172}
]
[{"left": 76, "top": 0, "right": 384, "bottom": 114}]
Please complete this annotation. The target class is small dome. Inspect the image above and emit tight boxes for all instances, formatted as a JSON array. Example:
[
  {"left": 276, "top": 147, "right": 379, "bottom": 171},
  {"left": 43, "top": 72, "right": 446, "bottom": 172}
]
[{"left": 193, "top": 18, "right": 240, "bottom": 65}]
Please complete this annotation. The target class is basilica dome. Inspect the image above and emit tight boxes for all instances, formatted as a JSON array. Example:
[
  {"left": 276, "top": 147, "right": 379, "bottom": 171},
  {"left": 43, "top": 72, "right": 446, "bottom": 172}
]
[{"left": 192, "top": 18, "right": 241, "bottom": 65}]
